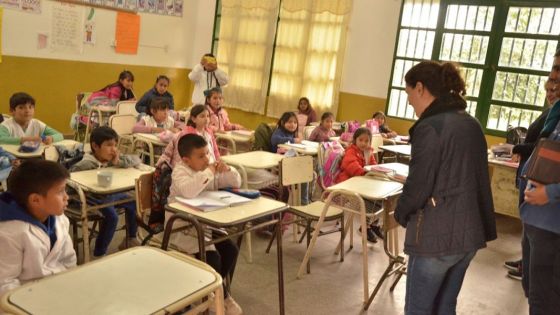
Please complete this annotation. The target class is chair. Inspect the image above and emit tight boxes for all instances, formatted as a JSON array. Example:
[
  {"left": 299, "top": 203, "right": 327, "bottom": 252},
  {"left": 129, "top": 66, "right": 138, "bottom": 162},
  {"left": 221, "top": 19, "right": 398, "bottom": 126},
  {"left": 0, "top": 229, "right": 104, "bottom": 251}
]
[
  {"left": 135, "top": 172, "right": 165, "bottom": 246},
  {"left": 73, "top": 92, "right": 92, "bottom": 142},
  {"left": 116, "top": 100, "right": 138, "bottom": 116},
  {"left": 266, "top": 155, "right": 344, "bottom": 273},
  {"left": 215, "top": 134, "right": 237, "bottom": 155},
  {"left": 364, "top": 195, "right": 406, "bottom": 310},
  {"left": 303, "top": 126, "right": 316, "bottom": 140},
  {"left": 251, "top": 123, "right": 275, "bottom": 152},
  {"left": 109, "top": 114, "right": 137, "bottom": 153},
  {"left": 371, "top": 133, "right": 384, "bottom": 162}
]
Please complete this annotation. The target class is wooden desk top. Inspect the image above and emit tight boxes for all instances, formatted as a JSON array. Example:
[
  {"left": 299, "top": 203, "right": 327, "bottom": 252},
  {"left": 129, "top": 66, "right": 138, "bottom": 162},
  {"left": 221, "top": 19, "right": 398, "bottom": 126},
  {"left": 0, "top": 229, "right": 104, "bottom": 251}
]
[
  {"left": 216, "top": 130, "right": 254, "bottom": 143},
  {"left": 220, "top": 151, "right": 284, "bottom": 169},
  {"left": 69, "top": 166, "right": 153, "bottom": 194},
  {"left": 379, "top": 144, "right": 411, "bottom": 156},
  {"left": 167, "top": 197, "right": 288, "bottom": 226},
  {"left": 1, "top": 247, "right": 219, "bottom": 315},
  {"left": 2, "top": 140, "right": 81, "bottom": 159},
  {"left": 134, "top": 133, "right": 167, "bottom": 146},
  {"left": 327, "top": 176, "right": 403, "bottom": 200}
]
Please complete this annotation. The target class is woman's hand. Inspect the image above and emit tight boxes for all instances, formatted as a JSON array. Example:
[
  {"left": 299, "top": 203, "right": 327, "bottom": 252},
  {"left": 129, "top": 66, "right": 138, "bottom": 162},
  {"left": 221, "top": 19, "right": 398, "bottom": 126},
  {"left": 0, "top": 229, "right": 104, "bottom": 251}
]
[{"left": 524, "top": 180, "right": 550, "bottom": 205}]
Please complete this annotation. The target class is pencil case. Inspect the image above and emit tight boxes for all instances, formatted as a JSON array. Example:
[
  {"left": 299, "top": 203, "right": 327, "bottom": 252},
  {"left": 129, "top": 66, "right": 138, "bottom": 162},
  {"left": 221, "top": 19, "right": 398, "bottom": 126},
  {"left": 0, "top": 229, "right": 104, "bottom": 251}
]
[{"left": 222, "top": 188, "right": 261, "bottom": 199}]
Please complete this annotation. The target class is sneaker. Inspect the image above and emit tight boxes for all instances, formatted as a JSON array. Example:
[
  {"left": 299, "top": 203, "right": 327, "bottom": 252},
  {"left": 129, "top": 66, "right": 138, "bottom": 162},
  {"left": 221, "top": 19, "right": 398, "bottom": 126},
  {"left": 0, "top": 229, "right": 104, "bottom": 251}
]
[
  {"left": 370, "top": 224, "right": 384, "bottom": 240},
  {"left": 504, "top": 259, "right": 521, "bottom": 271},
  {"left": 358, "top": 227, "right": 377, "bottom": 243},
  {"left": 224, "top": 296, "right": 243, "bottom": 315},
  {"left": 507, "top": 269, "right": 522, "bottom": 281},
  {"left": 118, "top": 237, "right": 142, "bottom": 250}
]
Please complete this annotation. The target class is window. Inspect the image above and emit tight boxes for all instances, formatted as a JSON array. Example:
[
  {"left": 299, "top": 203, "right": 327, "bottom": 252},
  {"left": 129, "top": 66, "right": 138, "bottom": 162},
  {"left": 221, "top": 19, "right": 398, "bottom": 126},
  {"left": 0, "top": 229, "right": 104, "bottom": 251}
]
[
  {"left": 211, "top": 0, "right": 351, "bottom": 116},
  {"left": 387, "top": 0, "right": 560, "bottom": 135}
]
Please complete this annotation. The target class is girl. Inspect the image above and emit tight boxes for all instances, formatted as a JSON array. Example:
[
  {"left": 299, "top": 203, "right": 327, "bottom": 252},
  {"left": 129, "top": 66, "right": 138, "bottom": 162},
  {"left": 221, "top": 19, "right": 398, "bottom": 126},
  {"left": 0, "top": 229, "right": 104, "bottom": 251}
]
[
  {"left": 297, "top": 97, "right": 317, "bottom": 126},
  {"left": 205, "top": 87, "right": 244, "bottom": 132},
  {"left": 132, "top": 98, "right": 183, "bottom": 134},
  {"left": 86, "top": 70, "right": 135, "bottom": 107},
  {"left": 270, "top": 111, "right": 301, "bottom": 153},
  {"left": 157, "top": 104, "right": 220, "bottom": 169},
  {"left": 372, "top": 111, "right": 397, "bottom": 138},
  {"left": 308, "top": 112, "right": 336, "bottom": 142},
  {"left": 335, "top": 127, "right": 380, "bottom": 242},
  {"left": 135, "top": 75, "right": 175, "bottom": 115}
]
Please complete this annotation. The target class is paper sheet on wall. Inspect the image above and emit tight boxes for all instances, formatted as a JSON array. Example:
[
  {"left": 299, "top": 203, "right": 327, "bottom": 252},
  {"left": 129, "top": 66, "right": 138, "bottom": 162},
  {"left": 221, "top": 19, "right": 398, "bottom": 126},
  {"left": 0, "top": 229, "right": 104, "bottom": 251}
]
[
  {"left": 83, "top": 8, "right": 95, "bottom": 45},
  {"left": 115, "top": 12, "right": 140, "bottom": 54},
  {"left": 0, "top": 7, "right": 3, "bottom": 63},
  {"left": 51, "top": 2, "right": 83, "bottom": 54}
]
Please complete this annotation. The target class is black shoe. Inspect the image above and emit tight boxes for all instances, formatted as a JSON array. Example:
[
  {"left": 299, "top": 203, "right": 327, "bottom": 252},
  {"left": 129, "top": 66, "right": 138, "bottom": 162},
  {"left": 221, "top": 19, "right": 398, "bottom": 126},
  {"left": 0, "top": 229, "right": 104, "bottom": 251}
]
[
  {"left": 358, "top": 227, "right": 377, "bottom": 243},
  {"left": 504, "top": 259, "right": 521, "bottom": 271},
  {"left": 507, "top": 269, "right": 522, "bottom": 281},
  {"left": 370, "top": 225, "right": 384, "bottom": 240}
]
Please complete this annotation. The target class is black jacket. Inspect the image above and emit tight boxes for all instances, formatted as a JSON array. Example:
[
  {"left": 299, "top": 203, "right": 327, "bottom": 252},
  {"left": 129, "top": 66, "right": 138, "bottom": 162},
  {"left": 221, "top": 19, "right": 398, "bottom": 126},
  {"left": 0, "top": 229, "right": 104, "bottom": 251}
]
[{"left": 395, "top": 95, "right": 497, "bottom": 256}]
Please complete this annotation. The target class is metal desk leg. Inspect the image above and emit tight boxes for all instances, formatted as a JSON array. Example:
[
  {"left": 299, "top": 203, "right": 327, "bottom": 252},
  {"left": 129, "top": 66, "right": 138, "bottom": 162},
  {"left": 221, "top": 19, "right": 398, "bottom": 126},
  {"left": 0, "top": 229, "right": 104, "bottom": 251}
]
[{"left": 276, "top": 211, "right": 285, "bottom": 315}]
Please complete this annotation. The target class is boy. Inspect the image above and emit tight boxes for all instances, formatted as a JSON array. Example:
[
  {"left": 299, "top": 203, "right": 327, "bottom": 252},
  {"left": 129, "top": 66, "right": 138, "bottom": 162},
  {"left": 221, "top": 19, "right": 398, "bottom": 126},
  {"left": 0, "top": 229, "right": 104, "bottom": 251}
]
[
  {"left": 0, "top": 92, "right": 63, "bottom": 145},
  {"left": 0, "top": 160, "right": 76, "bottom": 296},
  {"left": 167, "top": 134, "right": 242, "bottom": 315},
  {"left": 70, "top": 126, "right": 139, "bottom": 258}
]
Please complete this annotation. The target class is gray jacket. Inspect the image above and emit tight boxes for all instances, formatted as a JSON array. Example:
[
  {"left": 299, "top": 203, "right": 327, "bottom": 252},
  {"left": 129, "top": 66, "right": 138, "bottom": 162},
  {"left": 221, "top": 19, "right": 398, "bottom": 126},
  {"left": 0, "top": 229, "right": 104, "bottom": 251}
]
[
  {"left": 70, "top": 152, "right": 137, "bottom": 172},
  {"left": 395, "top": 96, "right": 497, "bottom": 257}
]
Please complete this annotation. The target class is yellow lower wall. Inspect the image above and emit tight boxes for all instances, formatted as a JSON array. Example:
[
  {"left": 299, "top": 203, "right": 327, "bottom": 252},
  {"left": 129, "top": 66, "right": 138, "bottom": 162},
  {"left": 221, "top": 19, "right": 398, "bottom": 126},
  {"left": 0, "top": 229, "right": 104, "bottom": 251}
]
[
  {"left": 1, "top": 55, "right": 505, "bottom": 146},
  {"left": 0, "top": 55, "right": 192, "bottom": 134}
]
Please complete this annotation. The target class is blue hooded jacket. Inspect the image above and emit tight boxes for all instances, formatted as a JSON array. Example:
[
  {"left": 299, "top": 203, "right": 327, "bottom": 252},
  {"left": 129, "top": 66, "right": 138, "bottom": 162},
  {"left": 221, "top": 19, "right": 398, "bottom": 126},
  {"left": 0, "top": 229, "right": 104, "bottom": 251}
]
[{"left": 0, "top": 192, "right": 57, "bottom": 248}]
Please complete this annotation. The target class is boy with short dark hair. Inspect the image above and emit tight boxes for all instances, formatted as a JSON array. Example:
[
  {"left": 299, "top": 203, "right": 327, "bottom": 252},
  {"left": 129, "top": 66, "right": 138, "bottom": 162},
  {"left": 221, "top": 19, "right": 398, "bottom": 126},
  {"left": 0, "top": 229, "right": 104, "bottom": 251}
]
[
  {"left": 0, "top": 160, "right": 76, "bottom": 295},
  {"left": 0, "top": 92, "right": 63, "bottom": 145},
  {"left": 167, "top": 133, "right": 243, "bottom": 315},
  {"left": 70, "top": 126, "right": 140, "bottom": 257}
]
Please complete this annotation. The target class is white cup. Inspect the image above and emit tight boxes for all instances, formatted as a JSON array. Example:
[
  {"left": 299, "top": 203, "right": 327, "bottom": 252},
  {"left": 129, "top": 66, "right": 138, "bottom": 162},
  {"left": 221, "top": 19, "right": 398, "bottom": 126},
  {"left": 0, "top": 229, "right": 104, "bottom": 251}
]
[{"left": 97, "top": 170, "right": 113, "bottom": 188}]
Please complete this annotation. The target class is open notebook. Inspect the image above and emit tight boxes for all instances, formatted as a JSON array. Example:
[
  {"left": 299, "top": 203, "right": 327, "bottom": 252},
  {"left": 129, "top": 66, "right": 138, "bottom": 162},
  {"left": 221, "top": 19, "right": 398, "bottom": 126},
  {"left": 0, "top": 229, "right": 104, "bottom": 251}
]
[{"left": 176, "top": 190, "right": 252, "bottom": 212}]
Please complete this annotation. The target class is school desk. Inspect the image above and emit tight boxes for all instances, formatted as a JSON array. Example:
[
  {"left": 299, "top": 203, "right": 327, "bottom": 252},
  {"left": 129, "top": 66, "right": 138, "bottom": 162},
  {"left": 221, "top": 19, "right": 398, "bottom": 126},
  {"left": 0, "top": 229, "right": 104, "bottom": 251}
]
[
  {"left": 0, "top": 247, "right": 224, "bottom": 315},
  {"left": 165, "top": 197, "right": 289, "bottom": 315},
  {"left": 2, "top": 139, "right": 81, "bottom": 159},
  {"left": 133, "top": 133, "right": 168, "bottom": 166},
  {"left": 215, "top": 130, "right": 254, "bottom": 154},
  {"left": 220, "top": 151, "right": 284, "bottom": 189},
  {"left": 365, "top": 162, "right": 409, "bottom": 177},
  {"left": 488, "top": 158, "right": 520, "bottom": 218},
  {"left": 277, "top": 142, "right": 318, "bottom": 156},
  {"left": 84, "top": 106, "right": 117, "bottom": 147},
  {"left": 67, "top": 166, "right": 154, "bottom": 262},
  {"left": 297, "top": 176, "right": 403, "bottom": 305},
  {"left": 382, "top": 135, "right": 409, "bottom": 145}
]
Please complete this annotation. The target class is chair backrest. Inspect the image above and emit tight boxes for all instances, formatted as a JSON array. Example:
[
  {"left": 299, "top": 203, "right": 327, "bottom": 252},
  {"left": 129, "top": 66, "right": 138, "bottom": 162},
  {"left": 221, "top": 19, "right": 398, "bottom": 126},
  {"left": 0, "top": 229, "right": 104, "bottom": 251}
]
[
  {"left": 135, "top": 172, "right": 153, "bottom": 222},
  {"left": 371, "top": 134, "right": 384, "bottom": 154},
  {"left": 280, "top": 155, "right": 314, "bottom": 206},
  {"left": 43, "top": 146, "right": 59, "bottom": 162},
  {"left": 317, "top": 141, "right": 345, "bottom": 189},
  {"left": 116, "top": 101, "right": 138, "bottom": 116},
  {"left": 303, "top": 125, "right": 316, "bottom": 140},
  {"left": 109, "top": 114, "right": 136, "bottom": 136}
]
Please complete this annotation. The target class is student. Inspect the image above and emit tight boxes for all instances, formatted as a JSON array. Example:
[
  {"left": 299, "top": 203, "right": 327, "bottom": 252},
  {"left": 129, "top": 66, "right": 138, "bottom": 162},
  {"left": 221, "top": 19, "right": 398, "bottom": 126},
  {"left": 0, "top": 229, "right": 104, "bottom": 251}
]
[
  {"left": 70, "top": 126, "right": 140, "bottom": 258},
  {"left": 205, "top": 87, "right": 244, "bottom": 133},
  {"left": 270, "top": 111, "right": 301, "bottom": 153},
  {"left": 308, "top": 112, "right": 336, "bottom": 142},
  {"left": 184, "top": 104, "right": 221, "bottom": 163},
  {"left": 0, "top": 160, "right": 76, "bottom": 296},
  {"left": 372, "top": 111, "right": 398, "bottom": 138},
  {"left": 132, "top": 98, "right": 183, "bottom": 134},
  {"left": 297, "top": 97, "right": 317, "bottom": 126},
  {"left": 395, "top": 61, "right": 496, "bottom": 315},
  {"left": 135, "top": 75, "right": 175, "bottom": 114},
  {"left": 0, "top": 92, "right": 63, "bottom": 145},
  {"left": 86, "top": 70, "right": 135, "bottom": 108},
  {"left": 188, "top": 53, "right": 229, "bottom": 105},
  {"left": 167, "top": 134, "right": 242, "bottom": 315},
  {"left": 334, "top": 127, "right": 380, "bottom": 242}
]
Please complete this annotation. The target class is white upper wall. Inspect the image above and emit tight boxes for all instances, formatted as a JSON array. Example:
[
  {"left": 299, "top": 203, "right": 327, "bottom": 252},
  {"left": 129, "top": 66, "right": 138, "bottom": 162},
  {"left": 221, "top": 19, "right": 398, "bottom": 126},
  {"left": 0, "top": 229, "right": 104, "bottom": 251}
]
[
  {"left": 340, "top": 0, "right": 401, "bottom": 98},
  {"left": 2, "top": 0, "right": 400, "bottom": 98}
]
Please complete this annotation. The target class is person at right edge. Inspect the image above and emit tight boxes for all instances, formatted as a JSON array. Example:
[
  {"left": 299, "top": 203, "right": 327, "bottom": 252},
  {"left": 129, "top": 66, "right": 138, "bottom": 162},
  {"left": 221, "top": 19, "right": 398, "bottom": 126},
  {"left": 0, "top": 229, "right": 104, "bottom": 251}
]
[
  {"left": 394, "top": 60, "right": 497, "bottom": 315},
  {"left": 519, "top": 49, "right": 560, "bottom": 315}
]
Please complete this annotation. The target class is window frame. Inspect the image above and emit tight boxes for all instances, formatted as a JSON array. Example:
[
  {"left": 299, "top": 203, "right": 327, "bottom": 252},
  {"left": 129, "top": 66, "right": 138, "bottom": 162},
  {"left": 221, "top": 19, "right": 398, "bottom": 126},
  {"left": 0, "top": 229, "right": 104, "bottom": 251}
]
[{"left": 385, "top": 0, "right": 560, "bottom": 137}]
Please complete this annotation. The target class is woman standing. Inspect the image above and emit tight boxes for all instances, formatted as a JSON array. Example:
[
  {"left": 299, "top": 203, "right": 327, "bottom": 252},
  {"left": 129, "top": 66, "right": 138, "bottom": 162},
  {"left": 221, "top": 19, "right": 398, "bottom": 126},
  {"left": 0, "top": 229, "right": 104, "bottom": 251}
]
[{"left": 394, "top": 61, "right": 497, "bottom": 315}]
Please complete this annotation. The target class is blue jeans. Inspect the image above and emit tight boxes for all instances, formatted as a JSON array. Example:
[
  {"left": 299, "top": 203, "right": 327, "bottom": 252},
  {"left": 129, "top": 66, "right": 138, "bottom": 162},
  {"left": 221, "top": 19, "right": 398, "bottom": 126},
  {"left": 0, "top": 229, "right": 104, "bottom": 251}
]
[
  {"left": 405, "top": 250, "right": 477, "bottom": 315},
  {"left": 93, "top": 193, "right": 137, "bottom": 257}
]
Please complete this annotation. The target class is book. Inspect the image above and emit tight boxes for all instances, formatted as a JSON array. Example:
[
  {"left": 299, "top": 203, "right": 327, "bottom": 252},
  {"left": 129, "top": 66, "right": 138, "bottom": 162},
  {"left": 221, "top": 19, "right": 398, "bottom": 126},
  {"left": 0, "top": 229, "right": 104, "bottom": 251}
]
[
  {"left": 525, "top": 138, "right": 560, "bottom": 185},
  {"left": 175, "top": 190, "right": 252, "bottom": 212}
]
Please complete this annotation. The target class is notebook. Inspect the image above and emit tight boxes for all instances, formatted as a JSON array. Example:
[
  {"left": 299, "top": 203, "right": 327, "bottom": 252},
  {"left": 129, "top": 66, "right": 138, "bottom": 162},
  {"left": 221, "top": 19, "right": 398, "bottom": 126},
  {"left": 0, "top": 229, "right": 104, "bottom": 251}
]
[
  {"left": 176, "top": 190, "right": 252, "bottom": 212},
  {"left": 525, "top": 138, "right": 560, "bottom": 185}
]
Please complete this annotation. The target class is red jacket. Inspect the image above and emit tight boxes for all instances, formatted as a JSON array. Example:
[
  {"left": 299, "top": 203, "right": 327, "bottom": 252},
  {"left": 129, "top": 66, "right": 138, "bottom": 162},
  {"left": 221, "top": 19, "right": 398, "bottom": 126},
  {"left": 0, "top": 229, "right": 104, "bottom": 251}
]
[{"left": 335, "top": 144, "right": 376, "bottom": 183}]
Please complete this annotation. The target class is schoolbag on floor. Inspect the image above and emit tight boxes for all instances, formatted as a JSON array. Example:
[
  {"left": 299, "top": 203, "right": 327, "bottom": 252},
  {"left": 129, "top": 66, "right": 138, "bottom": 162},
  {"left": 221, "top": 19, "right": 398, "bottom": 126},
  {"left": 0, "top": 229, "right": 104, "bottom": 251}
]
[{"left": 148, "top": 162, "right": 173, "bottom": 225}]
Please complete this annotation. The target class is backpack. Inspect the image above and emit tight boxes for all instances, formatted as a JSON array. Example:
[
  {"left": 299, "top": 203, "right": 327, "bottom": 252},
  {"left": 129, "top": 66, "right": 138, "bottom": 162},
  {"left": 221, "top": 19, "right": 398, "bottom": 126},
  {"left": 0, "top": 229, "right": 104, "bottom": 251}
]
[
  {"left": 148, "top": 161, "right": 173, "bottom": 225},
  {"left": 55, "top": 143, "right": 85, "bottom": 170},
  {"left": 252, "top": 122, "right": 275, "bottom": 151},
  {"left": 318, "top": 141, "right": 345, "bottom": 188},
  {"left": 506, "top": 126, "right": 527, "bottom": 145}
]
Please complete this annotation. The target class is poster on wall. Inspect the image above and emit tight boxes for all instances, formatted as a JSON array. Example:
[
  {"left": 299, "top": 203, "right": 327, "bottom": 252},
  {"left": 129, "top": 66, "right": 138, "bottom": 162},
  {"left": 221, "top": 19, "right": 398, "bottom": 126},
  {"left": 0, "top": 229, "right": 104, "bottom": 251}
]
[
  {"left": 20, "top": 0, "right": 40, "bottom": 13},
  {"left": 0, "top": 0, "right": 19, "bottom": 10},
  {"left": 115, "top": 12, "right": 140, "bottom": 54},
  {"left": 83, "top": 8, "right": 95, "bottom": 45},
  {"left": 51, "top": 2, "right": 84, "bottom": 54}
]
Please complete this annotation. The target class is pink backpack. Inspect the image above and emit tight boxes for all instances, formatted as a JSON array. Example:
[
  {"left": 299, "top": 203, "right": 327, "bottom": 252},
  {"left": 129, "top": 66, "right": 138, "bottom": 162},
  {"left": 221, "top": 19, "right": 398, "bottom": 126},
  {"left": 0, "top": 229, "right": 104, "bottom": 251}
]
[{"left": 318, "top": 141, "right": 345, "bottom": 188}]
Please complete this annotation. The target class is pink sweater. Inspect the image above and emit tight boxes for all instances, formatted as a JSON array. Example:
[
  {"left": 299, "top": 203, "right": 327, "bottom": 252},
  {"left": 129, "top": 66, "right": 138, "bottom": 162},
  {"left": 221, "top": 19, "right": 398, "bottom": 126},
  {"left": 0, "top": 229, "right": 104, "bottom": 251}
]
[
  {"left": 156, "top": 126, "right": 221, "bottom": 169},
  {"left": 207, "top": 105, "right": 243, "bottom": 132},
  {"left": 132, "top": 116, "right": 183, "bottom": 133}
]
